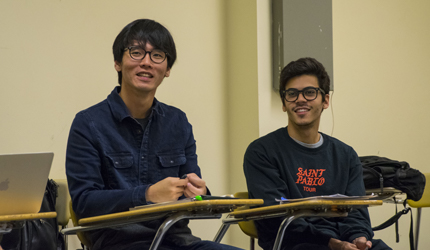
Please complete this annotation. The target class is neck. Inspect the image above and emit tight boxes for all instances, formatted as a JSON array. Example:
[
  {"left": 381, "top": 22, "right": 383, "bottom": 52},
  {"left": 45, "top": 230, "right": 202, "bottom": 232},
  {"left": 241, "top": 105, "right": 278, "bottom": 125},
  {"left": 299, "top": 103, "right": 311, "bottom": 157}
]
[
  {"left": 287, "top": 124, "right": 320, "bottom": 144},
  {"left": 119, "top": 87, "right": 154, "bottom": 119}
]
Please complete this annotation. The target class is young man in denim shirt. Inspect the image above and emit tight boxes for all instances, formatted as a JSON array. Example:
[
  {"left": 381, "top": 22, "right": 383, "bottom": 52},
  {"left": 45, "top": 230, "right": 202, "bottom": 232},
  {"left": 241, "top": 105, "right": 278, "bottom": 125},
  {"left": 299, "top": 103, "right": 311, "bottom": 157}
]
[{"left": 66, "top": 19, "right": 241, "bottom": 250}]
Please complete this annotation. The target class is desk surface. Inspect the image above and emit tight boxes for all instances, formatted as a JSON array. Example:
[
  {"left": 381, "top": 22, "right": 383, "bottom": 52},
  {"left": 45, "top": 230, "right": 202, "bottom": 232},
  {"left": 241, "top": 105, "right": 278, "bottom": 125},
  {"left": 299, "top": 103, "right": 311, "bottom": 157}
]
[
  {"left": 0, "top": 211, "right": 57, "bottom": 222},
  {"left": 79, "top": 199, "right": 263, "bottom": 226},
  {"left": 229, "top": 199, "right": 383, "bottom": 218},
  {"left": 366, "top": 187, "right": 402, "bottom": 195},
  {"left": 366, "top": 187, "right": 404, "bottom": 203}
]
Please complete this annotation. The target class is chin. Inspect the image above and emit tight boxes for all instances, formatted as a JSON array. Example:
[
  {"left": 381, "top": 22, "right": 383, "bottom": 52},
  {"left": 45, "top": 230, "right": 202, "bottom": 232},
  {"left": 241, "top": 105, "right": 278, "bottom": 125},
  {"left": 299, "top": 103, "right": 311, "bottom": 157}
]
[{"left": 292, "top": 120, "right": 314, "bottom": 127}]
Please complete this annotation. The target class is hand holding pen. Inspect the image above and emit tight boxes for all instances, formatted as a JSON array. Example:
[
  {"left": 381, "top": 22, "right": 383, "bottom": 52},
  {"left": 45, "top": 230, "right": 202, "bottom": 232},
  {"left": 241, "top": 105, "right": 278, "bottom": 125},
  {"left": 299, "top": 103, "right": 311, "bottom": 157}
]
[{"left": 181, "top": 173, "right": 208, "bottom": 198}]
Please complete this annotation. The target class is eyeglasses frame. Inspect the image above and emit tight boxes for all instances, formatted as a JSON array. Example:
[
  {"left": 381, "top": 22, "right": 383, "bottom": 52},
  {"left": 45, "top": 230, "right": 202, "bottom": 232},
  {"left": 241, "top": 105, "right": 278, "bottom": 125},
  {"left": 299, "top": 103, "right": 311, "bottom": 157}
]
[
  {"left": 124, "top": 46, "right": 168, "bottom": 64},
  {"left": 282, "top": 87, "right": 326, "bottom": 102}
]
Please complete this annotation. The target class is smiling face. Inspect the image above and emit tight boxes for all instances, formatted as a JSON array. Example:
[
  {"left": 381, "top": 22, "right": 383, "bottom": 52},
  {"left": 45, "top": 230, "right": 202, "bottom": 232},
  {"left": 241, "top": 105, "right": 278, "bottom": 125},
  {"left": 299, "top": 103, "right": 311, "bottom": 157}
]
[
  {"left": 114, "top": 42, "right": 171, "bottom": 97},
  {"left": 282, "top": 74, "right": 329, "bottom": 132}
]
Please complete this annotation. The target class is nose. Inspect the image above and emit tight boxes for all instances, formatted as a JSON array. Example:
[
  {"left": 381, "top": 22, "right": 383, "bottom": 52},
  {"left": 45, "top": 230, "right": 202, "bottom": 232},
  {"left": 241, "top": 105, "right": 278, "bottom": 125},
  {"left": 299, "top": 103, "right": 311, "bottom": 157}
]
[
  {"left": 139, "top": 52, "right": 152, "bottom": 66},
  {"left": 296, "top": 91, "right": 307, "bottom": 102}
]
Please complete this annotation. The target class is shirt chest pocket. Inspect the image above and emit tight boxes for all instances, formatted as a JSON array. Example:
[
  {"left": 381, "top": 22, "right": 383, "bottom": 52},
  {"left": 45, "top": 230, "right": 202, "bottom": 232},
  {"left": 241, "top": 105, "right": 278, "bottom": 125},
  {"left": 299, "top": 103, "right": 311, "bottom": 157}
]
[
  {"left": 157, "top": 153, "right": 186, "bottom": 178},
  {"left": 110, "top": 155, "right": 133, "bottom": 168},
  {"left": 106, "top": 154, "right": 136, "bottom": 188}
]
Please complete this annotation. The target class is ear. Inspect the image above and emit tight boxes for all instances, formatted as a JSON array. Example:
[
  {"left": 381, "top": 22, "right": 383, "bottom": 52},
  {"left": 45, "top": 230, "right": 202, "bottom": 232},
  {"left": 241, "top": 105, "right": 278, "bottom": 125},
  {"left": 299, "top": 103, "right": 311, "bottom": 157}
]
[
  {"left": 164, "top": 67, "right": 171, "bottom": 77},
  {"left": 114, "top": 61, "right": 122, "bottom": 72},
  {"left": 322, "top": 93, "right": 330, "bottom": 109},
  {"left": 282, "top": 103, "right": 287, "bottom": 112}
]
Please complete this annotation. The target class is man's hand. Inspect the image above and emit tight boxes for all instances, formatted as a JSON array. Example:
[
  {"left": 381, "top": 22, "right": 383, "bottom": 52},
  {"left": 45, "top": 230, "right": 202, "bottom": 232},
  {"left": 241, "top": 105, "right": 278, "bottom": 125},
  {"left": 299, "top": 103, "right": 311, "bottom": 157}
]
[
  {"left": 328, "top": 238, "right": 360, "bottom": 250},
  {"left": 145, "top": 177, "right": 188, "bottom": 203},
  {"left": 352, "top": 237, "right": 372, "bottom": 250},
  {"left": 182, "top": 173, "right": 207, "bottom": 198}
]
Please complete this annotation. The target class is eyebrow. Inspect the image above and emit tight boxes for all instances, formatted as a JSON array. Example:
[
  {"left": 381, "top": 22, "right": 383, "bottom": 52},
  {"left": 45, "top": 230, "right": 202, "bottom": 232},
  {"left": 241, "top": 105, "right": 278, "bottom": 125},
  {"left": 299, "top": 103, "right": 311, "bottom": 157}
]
[{"left": 286, "top": 87, "right": 316, "bottom": 90}]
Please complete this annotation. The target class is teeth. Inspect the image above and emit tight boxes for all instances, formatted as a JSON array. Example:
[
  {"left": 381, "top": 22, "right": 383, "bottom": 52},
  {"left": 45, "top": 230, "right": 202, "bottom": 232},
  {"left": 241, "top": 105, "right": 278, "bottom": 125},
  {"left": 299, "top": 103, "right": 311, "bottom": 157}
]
[
  {"left": 296, "top": 109, "right": 308, "bottom": 112},
  {"left": 137, "top": 73, "right": 152, "bottom": 77}
]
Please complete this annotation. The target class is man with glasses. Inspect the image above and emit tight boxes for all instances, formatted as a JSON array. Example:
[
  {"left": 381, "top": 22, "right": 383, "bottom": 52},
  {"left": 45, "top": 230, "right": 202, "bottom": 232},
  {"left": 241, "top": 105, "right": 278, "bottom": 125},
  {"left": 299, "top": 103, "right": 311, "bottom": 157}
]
[
  {"left": 66, "top": 19, "right": 242, "bottom": 250},
  {"left": 243, "top": 58, "right": 391, "bottom": 250}
]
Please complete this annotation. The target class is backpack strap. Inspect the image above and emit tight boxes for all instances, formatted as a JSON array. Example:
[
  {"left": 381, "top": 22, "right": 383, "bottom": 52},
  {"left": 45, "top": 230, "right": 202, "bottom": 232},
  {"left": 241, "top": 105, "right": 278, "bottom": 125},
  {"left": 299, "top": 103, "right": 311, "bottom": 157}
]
[
  {"left": 363, "top": 165, "right": 384, "bottom": 193},
  {"left": 371, "top": 199, "right": 414, "bottom": 250}
]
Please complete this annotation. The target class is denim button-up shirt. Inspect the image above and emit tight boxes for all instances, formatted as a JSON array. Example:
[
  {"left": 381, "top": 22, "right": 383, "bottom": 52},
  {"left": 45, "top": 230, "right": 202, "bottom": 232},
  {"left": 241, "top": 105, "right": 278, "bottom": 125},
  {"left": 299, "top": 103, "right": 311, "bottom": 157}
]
[{"left": 66, "top": 87, "right": 201, "bottom": 247}]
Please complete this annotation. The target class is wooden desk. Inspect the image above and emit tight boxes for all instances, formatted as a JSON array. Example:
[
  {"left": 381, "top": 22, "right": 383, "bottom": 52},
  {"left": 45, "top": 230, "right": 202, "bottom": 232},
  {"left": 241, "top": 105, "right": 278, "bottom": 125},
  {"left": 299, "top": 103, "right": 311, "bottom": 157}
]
[
  {"left": 61, "top": 199, "right": 263, "bottom": 250},
  {"left": 0, "top": 212, "right": 57, "bottom": 223},
  {"left": 366, "top": 187, "right": 404, "bottom": 203},
  {"left": 214, "top": 199, "right": 383, "bottom": 250},
  {"left": 0, "top": 212, "right": 57, "bottom": 237}
]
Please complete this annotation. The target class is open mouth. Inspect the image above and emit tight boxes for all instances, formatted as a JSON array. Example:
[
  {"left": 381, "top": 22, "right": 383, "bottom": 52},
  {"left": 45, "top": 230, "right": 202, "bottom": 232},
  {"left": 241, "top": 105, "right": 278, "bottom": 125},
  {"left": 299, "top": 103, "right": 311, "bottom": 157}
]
[
  {"left": 294, "top": 107, "right": 310, "bottom": 113},
  {"left": 137, "top": 72, "right": 153, "bottom": 78}
]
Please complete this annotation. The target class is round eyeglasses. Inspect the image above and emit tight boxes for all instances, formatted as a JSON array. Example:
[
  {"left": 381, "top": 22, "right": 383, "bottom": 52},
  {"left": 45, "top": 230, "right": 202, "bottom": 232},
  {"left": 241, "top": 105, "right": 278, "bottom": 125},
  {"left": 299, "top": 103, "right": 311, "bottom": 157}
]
[
  {"left": 125, "top": 46, "right": 168, "bottom": 64},
  {"left": 282, "top": 87, "right": 325, "bottom": 102}
]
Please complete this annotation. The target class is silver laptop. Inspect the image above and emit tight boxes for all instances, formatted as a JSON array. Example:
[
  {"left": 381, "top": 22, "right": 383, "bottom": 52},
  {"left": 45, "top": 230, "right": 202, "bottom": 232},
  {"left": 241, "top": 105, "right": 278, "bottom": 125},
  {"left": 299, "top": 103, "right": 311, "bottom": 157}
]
[{"left": 0, "top": 152, "right": 53, "bottom": 215}]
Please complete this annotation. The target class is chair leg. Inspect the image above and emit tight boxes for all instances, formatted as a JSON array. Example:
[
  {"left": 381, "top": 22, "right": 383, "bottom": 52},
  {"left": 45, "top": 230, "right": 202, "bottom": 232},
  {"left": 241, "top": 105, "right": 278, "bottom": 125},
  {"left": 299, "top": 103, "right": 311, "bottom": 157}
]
[
  {"left": 60, "top": 225, "right": 68, "bottom": 250},
  {"left": 250, "top": 237, "right": 255, "bottom": 250},
  {"left": 213, "top": 224, "right": 231, "bottom": 243},
  {"left": 415, "top": 207, "right": 422, "bottom": 250}
]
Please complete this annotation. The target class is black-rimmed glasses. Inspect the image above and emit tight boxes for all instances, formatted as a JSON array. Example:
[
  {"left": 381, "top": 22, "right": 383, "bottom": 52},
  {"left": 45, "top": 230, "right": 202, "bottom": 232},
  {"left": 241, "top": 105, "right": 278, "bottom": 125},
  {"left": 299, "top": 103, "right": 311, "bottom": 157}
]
[
  {"left": 125, "top": 46, "right": 168, "bottom": 64},
  {"left": 282, "top": 87, "right": 325, "bottom": 102}
]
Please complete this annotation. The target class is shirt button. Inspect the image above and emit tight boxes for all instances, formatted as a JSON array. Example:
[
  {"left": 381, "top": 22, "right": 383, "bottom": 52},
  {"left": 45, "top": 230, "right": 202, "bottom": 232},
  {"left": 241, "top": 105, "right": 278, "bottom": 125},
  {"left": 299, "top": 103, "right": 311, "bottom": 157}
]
[
  {"left": 170, "top": 160, "right": 174, "bottom": 164},
  {"left": 141, "top": 156, "right": 145, "bottom": 160}
]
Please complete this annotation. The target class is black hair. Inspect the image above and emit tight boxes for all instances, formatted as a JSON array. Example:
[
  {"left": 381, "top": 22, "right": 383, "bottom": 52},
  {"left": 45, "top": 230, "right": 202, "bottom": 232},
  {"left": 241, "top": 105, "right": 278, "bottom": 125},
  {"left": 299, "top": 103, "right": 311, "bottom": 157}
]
[
  {"left": 279, "top": 57, "right": 330, "bottom": 104},
  {"left": 112, "top": 19, "right": 177, "bottom": 85}
]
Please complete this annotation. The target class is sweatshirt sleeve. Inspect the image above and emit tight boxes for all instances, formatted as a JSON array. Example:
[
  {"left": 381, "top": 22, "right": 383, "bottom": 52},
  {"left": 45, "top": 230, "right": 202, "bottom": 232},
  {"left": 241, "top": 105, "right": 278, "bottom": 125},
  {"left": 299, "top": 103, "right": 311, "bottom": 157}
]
[{"left": 337, "top": 150, "right": 374, "bottom": 242}]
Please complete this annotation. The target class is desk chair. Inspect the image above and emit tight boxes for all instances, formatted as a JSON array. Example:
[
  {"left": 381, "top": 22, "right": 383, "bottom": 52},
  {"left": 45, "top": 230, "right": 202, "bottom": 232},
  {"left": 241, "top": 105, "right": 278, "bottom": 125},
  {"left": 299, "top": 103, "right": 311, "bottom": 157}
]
[
  {"left": 69, "top": 201, "right": 91, "bottom": 250},
  {"left": 63, "top": 198, "right": 262, "bottom": 250},
  {"left": 407, "top": 173, "right": 430, "bottom": 250},
  {"left": 54, "top": 179, "right": 71, "bottom": 250},
  {"left": 214, "top": 198, "right": 382, "bottom": 250},
  {"left": 233, "top": 192, "right": 258, "bottom": 250}
]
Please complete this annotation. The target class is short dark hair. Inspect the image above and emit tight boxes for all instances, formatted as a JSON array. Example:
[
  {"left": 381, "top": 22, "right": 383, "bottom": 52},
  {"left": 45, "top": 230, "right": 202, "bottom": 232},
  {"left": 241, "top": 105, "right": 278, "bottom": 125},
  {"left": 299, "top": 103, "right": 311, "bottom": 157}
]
[
  {"left": 279, "top": 57, "right": 330, "bottom": 103},
  {"left": 112, "top": 19, "right": 177, "bottom": 85}
]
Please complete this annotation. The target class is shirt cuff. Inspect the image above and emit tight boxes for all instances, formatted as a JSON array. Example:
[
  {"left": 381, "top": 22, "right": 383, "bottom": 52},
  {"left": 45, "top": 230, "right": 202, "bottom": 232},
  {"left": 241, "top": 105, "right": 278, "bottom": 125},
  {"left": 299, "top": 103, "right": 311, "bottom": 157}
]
[{"left": 132, "top": 184, "right": 151, "bottom": 207}]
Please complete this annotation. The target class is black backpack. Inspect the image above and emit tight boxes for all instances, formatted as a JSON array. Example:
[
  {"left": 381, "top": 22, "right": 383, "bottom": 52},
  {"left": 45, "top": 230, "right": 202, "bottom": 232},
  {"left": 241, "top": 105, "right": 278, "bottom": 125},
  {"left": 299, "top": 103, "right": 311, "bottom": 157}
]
[
  {"left": 360, "top": 156, "right": 426, "bottom": 250},
  {"left": 360, "top": 156, "right": 425, "bottom": 201},
  {"left": 1, "top": 179, "right": 65, "bottom": 250}
]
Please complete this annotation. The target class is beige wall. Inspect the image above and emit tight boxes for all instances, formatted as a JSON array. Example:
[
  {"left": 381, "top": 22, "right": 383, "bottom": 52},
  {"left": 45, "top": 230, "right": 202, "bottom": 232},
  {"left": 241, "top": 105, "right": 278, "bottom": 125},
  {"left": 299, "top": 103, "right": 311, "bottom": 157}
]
[
  {"left": 1, "top": 0, "right": 429, "bottom": 249},
  {"left": 332, "top": 1, "right": 430, "bottom": 249},
  {"left": 224, "top": 0, "right": 260, "bottom": 247}
]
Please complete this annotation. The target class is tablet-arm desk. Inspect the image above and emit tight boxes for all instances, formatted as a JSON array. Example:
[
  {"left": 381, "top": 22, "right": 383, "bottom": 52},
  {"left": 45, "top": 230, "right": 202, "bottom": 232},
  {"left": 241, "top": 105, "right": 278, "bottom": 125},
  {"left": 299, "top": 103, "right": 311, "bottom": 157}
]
[
  {"left": 214, "top": 199, "right": 383, "bottom": 250},
  {"left": 61, "top": 199, "right": 263, "bottom": 250},
  {"left": 0, "top": 212, "right": 57, "bottom": 223}
]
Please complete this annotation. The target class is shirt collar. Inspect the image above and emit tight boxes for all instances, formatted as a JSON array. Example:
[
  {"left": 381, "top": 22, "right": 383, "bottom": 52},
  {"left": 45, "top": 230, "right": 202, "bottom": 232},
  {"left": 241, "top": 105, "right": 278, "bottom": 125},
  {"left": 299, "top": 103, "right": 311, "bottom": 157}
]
[
  {"left": 107, "top": 86, "right": 165, "bottom": 122},
  {"left": 291, "top": 133, "right": 324, "bottom": 148}
]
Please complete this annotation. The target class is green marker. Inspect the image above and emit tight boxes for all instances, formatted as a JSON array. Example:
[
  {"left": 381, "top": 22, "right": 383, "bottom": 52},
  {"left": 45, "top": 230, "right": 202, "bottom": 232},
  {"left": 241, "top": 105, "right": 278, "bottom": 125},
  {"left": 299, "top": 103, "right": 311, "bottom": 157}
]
[{"left": 195, "top": 195, "right": 203, "bottom": 201}]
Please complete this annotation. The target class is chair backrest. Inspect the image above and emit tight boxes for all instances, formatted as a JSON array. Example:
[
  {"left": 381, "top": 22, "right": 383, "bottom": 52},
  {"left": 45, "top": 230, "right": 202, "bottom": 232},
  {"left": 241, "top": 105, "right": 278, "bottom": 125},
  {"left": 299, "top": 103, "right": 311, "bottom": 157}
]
[
  {"left": 408, "top": 173, "right": 430, "bottom": 208},
  {"left": 69, "top": 200, "right": 92, "bottom": 248},
  {"left": 54, "top": 179, "right": 71, "bottom": 228},
  {"left": 234, "top": 192, "right": 258, "bottom": 239}
]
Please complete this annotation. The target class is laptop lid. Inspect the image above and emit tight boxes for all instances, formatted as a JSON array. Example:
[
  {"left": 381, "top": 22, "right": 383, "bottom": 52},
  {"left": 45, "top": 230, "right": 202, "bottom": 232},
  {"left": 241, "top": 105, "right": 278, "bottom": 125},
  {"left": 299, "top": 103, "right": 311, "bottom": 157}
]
[{"left": 0, "top": 152, "right": 54, "bottom": 215}]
